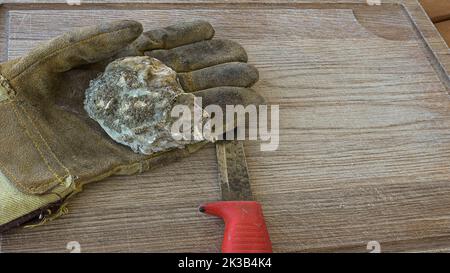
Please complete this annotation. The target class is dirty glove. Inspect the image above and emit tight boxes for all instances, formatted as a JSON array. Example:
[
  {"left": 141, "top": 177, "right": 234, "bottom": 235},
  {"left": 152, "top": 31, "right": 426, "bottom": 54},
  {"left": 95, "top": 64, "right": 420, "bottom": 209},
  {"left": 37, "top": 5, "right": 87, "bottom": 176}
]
[{"left": 0, "top": 20, "right": 263, "bottom": 231}]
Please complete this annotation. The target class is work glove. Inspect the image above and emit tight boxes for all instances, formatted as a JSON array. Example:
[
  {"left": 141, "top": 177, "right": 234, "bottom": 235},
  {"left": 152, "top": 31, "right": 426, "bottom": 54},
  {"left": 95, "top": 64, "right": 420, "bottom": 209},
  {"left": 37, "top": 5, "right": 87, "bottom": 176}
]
[{"left": 0, "top": 20, "right": 264, "bottom": 232}]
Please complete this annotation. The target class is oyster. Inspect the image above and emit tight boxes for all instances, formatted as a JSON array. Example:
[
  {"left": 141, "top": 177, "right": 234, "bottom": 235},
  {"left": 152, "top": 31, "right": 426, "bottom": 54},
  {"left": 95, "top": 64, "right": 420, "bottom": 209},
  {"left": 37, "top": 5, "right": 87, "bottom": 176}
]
[{"left": 84, "top": 56, "right": 208, "bottom": 155}]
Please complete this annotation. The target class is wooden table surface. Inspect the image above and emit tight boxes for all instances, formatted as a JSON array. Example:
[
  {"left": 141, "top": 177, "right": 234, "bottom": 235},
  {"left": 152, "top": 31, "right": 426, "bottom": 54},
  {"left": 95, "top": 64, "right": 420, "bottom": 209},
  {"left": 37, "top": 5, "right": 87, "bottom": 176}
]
[{"left": 1, "top": 0, "right": 450, "bottom": 253}]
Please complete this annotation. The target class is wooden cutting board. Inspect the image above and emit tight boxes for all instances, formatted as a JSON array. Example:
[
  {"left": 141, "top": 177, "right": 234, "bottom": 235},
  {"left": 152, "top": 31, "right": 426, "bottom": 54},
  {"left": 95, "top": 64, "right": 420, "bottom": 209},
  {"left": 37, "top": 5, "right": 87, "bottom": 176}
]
[{"left": 1, "top": 0, "right": 450, "bottom": 252}]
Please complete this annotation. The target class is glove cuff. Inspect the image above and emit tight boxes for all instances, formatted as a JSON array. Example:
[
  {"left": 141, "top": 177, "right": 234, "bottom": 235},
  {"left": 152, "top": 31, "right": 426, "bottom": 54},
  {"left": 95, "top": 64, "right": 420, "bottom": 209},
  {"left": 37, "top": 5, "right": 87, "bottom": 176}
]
[
  {"left": 0, "top": 73, "right": 16, "bottom": 101},
  {"left": 0, "top": 73, "right": 74, "bottom": 195}
]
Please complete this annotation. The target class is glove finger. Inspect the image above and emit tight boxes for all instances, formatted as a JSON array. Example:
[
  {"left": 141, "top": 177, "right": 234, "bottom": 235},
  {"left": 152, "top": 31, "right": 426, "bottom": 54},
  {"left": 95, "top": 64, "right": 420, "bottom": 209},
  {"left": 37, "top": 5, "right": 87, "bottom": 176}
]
[
  {"left": 193, "top": 86, "right": 265, "bottom": 110},
  {"left": 178, "top": 62, "right": 259, "bottom": 92},
  {"left": 6, "top": 20, "right": 142, "bottom": 80},
  {"left": 193, "top": 87, "right": 265, "bottom": 135},
  {"left": 134, "top": 20, "right": 214, "bottom": 52},
  {"left": 146, "top": 39, "right": 248, "bottom": 73}
]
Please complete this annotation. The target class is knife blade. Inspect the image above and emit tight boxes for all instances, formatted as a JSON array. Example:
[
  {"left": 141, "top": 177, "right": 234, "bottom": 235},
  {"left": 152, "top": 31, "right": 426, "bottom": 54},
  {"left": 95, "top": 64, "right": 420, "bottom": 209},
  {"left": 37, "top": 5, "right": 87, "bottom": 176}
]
[
  {"left": 215, "top": 140, "right": 253, "bottom": 201},
  {"left": 199, "top": 140, "right": 272, "bottom": 253}
]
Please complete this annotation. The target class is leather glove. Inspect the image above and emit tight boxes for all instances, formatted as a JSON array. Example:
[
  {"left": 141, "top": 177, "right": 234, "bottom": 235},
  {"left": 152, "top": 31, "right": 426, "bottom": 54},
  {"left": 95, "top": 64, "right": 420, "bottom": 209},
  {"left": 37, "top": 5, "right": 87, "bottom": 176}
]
[{"left": 0, "top": 20, "right": 263, "bottom": 231}]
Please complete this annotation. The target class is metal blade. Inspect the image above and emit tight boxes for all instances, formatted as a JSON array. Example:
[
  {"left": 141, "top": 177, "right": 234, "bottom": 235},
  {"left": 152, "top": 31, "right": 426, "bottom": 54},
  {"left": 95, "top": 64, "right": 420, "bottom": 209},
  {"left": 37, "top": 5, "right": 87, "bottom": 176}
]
[{"left": 215, "top": 140, "right": 253, "bottom": 201}]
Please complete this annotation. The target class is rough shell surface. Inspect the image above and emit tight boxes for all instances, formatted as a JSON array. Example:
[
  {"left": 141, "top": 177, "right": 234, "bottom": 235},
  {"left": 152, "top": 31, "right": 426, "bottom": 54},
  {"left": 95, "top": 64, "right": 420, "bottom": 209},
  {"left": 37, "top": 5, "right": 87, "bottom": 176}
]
[{"left": 84, "top": 56, "right": 207, "bottom": 155}]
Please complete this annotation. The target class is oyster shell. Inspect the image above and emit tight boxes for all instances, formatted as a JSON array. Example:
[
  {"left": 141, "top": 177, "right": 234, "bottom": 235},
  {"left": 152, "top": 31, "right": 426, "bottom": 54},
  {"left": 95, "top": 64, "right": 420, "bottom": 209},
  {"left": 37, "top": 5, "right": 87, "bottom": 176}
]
[{"left": 84, "top": 56, "right": 207, "bottom": 155}]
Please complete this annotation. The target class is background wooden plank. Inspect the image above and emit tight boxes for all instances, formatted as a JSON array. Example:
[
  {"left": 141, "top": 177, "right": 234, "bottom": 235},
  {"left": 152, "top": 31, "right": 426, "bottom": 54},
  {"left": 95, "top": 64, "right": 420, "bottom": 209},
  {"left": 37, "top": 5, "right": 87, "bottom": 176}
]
[{"left": 1, "top": 1, "right": 450, "bottom": 252}]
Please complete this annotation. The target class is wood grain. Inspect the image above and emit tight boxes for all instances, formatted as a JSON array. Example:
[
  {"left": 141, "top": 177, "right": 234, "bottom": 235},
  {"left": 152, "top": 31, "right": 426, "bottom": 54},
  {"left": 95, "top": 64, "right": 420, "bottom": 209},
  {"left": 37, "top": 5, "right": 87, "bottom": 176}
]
[{"left": 1, "top": 0, "right": 450, "bottom": 252}]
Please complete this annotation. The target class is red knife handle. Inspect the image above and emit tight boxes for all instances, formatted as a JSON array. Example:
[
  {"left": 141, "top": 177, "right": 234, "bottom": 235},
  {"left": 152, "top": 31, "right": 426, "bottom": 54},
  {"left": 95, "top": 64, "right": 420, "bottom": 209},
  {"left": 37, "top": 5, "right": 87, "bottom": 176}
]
[{"left": 200, "top": 201, "right": 272, "bottom": 253}]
